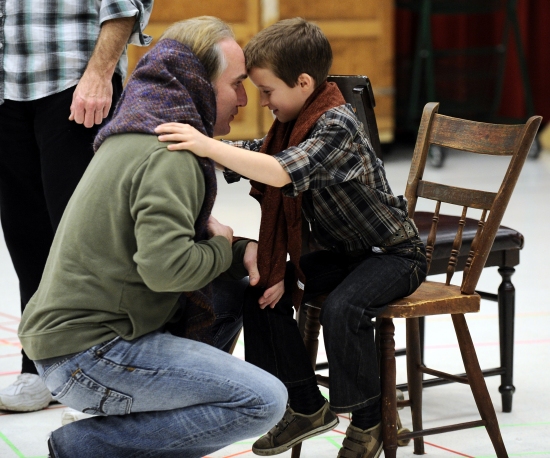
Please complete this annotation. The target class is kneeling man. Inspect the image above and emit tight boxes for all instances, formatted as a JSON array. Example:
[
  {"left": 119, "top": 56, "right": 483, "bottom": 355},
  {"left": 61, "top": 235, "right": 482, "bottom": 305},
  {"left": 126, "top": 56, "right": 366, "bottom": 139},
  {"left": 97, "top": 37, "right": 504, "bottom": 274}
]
[{"left": 18, "top": 16, "right": 286, "bottom": 458}]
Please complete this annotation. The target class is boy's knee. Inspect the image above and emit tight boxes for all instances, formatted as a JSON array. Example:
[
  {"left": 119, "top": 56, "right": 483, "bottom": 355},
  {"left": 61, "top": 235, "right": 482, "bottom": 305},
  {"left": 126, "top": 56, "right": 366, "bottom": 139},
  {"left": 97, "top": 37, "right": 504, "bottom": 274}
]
[
  {"left": 319, "top": 295, "right": 346, "bottom": 327},
  {"left": 321, "top": 298, "right": 376, "bottom": 340}
]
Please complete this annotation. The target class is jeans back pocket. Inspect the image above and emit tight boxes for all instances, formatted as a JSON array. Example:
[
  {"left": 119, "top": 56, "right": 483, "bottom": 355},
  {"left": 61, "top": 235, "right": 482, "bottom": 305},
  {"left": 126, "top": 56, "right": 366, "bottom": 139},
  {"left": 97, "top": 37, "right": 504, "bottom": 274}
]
[{"left": 55, "top": 368, "right": 132, "bottom": 416}]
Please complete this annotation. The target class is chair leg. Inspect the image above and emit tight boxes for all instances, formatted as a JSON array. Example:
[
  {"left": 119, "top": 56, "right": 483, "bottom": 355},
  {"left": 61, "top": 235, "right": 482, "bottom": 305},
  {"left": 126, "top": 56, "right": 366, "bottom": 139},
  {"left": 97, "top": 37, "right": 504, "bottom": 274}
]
[
  {"left": 291, "top": 443, "right": 302, "bottom": 458},
  {"left": 228, "top": 329, "right": 241, "bottom": 355},
  {"left": 297, "top": 304, "right": 307, "bottom": 338},
  {"left": 303, "top": 306, "right": 322, "bottom": 370},
  {"left": 418, "top": 316, "right": 426, "bottom": 364},
  {"left": 406, "top": 318, "right": 425, "bottom": 455},
  {"left": 497, "top": 266, "right": 516, "bottom": 413},
  {"left": 380, "top": 317, "right": 398, "bottom": 458},
  {"left": 451, "top": 314, "right": 509, "bottom": 458}
]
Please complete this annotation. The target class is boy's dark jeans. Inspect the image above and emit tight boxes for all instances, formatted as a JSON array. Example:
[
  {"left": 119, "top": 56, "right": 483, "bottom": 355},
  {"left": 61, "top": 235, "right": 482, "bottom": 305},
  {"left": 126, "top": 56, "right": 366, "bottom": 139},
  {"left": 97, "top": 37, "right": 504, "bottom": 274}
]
[{"left": 243, "top": 236, "right": 427, "bottom": 413}]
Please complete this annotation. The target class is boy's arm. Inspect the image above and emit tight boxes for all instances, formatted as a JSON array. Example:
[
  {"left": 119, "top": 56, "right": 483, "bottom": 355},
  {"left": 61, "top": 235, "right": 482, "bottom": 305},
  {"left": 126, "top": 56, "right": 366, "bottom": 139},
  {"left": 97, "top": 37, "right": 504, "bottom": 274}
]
[
  {"left": 222, "top": 138, "right": 265, "bottom": 152},
  {"left": 155, "top": 122, "right": 291, "bottom": 187},
  {"left": 220, "top": 138, "right": 266, "bottom": 183}
]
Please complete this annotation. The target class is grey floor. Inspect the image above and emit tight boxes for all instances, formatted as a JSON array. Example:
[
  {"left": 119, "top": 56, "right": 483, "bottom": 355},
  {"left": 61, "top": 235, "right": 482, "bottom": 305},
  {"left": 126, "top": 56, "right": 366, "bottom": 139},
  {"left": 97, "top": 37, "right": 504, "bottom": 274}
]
[{"left": 1, "top": 144, "right": 549, "bottom": 458}]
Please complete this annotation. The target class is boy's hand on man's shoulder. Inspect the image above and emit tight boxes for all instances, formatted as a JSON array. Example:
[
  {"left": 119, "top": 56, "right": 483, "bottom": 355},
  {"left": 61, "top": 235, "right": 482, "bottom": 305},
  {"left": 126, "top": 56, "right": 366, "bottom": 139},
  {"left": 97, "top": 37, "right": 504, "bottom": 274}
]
[{"left": 155, "top": 122, "right": 214, "bottom": 157}]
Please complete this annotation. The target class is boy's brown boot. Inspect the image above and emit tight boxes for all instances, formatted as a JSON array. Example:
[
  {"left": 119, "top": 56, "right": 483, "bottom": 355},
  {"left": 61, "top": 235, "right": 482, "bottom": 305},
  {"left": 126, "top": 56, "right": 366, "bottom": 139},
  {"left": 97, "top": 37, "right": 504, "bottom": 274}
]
[{"left": 337, "top": 423, "right": 383, "bottom": 458}]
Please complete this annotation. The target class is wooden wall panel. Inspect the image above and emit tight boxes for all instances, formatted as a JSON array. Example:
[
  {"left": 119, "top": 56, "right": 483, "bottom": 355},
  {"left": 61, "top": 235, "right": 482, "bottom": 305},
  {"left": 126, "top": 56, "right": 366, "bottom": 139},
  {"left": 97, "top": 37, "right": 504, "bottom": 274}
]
[
  {"left": 148, "top": 0, "right": 248, "bottom": 23},
  {"left": 126, "top": 0, "right": 262, "bottom": 139},
  {"left": 277, "top": 0, "right": 395, "bottom": 142},
  {"left": 126, "top": 0, "right": 395, "bottom": 142},
  {"left": 280, "top": 0, "right": 379, "bottom": 21}
]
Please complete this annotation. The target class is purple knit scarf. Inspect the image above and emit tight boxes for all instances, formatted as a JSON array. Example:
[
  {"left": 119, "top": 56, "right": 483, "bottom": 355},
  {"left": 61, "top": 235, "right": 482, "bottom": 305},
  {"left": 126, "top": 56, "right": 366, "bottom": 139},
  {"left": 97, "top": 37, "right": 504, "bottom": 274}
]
[
  {"left": 94, "top": 39, "right": 216, "bottom": 148},
  {"left": 94, "top": 39, "right": 219, "bottom": 341}
]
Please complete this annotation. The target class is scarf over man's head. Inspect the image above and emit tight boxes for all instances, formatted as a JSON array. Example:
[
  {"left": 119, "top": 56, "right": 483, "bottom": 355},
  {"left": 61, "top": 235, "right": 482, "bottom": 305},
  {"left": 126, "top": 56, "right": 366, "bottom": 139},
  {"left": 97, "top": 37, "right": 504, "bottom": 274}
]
[
  {"left": 94, "top": 39, "right": 216, "bottom": 148},
  {"left": 94, "top": 39, "right": 219, "bottom": 341}
]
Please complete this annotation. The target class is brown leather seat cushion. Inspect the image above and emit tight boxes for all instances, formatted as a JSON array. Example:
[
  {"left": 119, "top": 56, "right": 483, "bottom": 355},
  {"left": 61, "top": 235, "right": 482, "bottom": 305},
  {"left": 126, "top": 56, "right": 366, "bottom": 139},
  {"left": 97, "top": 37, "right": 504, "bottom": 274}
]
[{"left": 414, "top": 211, "right": 524, "bottom": 260}]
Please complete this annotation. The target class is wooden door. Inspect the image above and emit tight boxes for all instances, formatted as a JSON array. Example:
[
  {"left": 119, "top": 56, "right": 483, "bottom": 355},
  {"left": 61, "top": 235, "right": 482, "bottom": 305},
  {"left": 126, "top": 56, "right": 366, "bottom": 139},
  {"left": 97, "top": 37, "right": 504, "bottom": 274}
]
[
  {"left": 261, "top": 0, "right": 395, "bottom": 142},
  {"left": 126, "top": 0, "right": 262, "bottom": 140},
  {"left": 127, "top": 0, "right": 395, "bottom": 142}
]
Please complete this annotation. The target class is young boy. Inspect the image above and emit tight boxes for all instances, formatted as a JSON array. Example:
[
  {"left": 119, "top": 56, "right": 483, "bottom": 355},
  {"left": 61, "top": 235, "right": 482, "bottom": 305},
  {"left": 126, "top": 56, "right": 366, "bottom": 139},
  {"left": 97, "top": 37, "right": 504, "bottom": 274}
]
[{"left": 155, "top": 17, "right": 427, "bottom": 458}]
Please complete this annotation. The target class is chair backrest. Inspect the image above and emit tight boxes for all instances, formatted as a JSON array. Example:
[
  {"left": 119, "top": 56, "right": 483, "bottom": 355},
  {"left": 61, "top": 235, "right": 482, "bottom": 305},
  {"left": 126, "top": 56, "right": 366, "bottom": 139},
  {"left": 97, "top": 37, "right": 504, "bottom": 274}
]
[
  {"left": 327, "top": 75, "right": 383, "bottom": 159},
  {"left": 406, "top": 103, "right": 541, "bottom": 294}
]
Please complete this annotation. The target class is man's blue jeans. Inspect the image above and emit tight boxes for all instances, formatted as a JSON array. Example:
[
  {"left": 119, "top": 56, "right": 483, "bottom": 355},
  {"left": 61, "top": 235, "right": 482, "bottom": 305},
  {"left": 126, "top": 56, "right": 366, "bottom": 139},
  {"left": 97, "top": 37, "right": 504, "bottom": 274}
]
[
  {"left": 35, "top": 331, "right": 287, "bottom": 457},
  {"left": 243, "top": 236, "right": 427, "bottom": 413}
]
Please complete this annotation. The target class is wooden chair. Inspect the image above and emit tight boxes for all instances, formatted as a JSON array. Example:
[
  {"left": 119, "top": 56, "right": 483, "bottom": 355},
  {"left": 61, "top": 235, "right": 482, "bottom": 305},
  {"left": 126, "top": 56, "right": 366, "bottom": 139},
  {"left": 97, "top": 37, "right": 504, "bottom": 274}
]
[
  {"left": 299, "top": 101, "right": 541, "bottom": 457},
  {"left": 377, "top": 103, "right": 541, "bottom": 456},
  {"left": 327, "top": 75, "right": 383, "bottom": 160},
  {"left": 322, "top": 75, "right": 528, "bottom": 414}
]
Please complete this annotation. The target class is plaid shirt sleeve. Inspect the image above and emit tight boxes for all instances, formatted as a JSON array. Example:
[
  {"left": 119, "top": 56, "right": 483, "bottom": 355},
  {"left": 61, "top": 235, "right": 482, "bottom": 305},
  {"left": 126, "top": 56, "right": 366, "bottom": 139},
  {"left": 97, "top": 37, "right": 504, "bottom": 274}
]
[
  {"left": 100, "top": 0, "right": 153, "bottom": 46},
  {"left": 275, "top": 107, "right": 377, "bottom": 197},
  {"left": 223, "top": 137, "right": 265, "bottom": 152},
  {"left": 219, "top": 137, "right": 266, "bottom": 183}
]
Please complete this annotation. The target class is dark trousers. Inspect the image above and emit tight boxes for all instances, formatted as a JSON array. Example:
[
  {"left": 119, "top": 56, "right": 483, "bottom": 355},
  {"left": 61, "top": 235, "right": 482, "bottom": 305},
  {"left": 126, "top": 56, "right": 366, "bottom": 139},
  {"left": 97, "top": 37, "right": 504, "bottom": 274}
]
[
  {"left": 0, "top": 76, "right": 122, "bottom": 374},
  {"left": 243, "top": 236, "right": 427, "bottom": 413}
]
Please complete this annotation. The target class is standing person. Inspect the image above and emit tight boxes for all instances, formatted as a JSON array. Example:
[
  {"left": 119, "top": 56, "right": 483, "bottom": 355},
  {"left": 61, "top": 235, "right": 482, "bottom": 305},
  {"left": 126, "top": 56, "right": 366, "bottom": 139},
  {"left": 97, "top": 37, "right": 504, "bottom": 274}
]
[
  {"left": 0, "top": 0, "right": 153, "bottom": 412},
  {"left": 18, "top": 16, "right": 286, "bottom": 458},
  {"left": 156, "top": 17, "right": 427, "bottom": 458}
]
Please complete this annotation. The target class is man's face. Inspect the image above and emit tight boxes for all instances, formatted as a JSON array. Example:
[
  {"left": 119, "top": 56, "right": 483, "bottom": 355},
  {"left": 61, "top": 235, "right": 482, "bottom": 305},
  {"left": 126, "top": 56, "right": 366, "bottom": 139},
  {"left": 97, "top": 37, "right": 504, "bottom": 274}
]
[{"left": 213, "top": 39, "right": 248, "bottom": 136}]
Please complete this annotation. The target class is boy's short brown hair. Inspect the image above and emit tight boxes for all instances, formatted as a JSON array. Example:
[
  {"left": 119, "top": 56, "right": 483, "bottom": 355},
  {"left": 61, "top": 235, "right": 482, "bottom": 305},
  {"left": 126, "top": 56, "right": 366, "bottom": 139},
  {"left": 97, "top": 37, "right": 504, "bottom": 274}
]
[{"left": 244, "top": 18, "right": 332, "bottom": 88}]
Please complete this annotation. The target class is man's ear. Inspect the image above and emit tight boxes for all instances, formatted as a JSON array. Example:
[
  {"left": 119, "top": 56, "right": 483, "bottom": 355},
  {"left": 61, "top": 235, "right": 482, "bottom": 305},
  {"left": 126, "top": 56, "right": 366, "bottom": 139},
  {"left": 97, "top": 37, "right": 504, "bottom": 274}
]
[{"left": 296, "top": 73, "right": 315, "bottom": 92}]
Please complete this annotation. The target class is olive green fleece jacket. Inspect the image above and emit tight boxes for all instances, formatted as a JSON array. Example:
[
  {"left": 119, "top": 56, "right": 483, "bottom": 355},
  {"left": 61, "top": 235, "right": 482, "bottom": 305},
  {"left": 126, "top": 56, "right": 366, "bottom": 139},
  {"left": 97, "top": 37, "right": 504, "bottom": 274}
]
[{"left": 18, "top": 133, "right": 249, "bottom": 360}]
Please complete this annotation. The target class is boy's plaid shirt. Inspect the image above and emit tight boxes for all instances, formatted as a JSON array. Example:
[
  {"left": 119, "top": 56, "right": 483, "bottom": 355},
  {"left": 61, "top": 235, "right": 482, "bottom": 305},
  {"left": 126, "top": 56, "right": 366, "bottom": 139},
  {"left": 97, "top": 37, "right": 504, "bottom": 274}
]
[
  {"left": 0, "top": 0, "right": 152, "bottom": 103},
  {"left": 228, "top": 104, "right": 412, "bottom": 254}
]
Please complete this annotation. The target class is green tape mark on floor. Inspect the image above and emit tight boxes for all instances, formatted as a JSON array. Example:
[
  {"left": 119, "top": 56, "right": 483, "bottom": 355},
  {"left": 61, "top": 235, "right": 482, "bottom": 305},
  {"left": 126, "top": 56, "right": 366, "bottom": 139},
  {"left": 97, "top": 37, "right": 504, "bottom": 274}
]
[
  {"left": 0, "top": 430, "right": 25, "bottom": 458},
  {"left": 323, "top": 436, "right": 343, "bottom": 449}
]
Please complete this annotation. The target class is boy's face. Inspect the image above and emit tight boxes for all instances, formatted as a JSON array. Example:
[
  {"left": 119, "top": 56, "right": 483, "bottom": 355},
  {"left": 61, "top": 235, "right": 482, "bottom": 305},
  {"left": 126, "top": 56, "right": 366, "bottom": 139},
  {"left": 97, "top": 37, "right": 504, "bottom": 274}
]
[{"left": 249, "top": 67, "right": 315, "bottom": 123}]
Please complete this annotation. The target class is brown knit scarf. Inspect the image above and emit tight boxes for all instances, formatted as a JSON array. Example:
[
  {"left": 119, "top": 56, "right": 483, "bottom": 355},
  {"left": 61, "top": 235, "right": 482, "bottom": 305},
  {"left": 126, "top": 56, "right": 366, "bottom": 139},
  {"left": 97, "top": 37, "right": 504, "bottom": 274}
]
[{"left": 250, "top": 81, "right": 346, "bottom": 308}]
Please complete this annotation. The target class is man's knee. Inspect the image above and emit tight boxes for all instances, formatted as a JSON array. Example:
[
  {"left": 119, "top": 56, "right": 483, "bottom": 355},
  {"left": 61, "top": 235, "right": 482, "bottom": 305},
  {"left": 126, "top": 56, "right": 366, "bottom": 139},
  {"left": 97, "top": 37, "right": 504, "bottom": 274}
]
[{"left": 253, "top": 374, "right": 287, "bottom": 428}]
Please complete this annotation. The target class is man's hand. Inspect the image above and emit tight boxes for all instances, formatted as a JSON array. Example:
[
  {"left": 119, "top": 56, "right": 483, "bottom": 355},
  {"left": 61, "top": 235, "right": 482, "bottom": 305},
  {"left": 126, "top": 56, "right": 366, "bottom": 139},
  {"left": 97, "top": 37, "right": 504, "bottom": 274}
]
[
  {"left": 155, "top": 123, "right": 216, "bottom": 157},
  {"left": 259, "top": 280, "right": 284, "bottom": 309},
  {"left": 69, "top": 71, "right": 113, "bottom": 128},
  {"left": 68, "top": 16, "right": 136, "bottom": 128},
  {"left": 243, "top": 242, "right": 260, "bottom": 286},
  {"left": 207, "top": 216, "right": 233, "bottom": 245}
]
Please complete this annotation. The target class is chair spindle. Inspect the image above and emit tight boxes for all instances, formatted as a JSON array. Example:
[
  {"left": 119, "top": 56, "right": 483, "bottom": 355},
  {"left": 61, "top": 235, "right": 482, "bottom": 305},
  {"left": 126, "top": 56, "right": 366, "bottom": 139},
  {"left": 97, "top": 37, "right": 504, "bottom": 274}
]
[
  {"left": 446, "top": 206, "right": 468, "bottom": 285},
  {"left": 425, "top": 201, "right": 441, "bottom": 273},
  {"left": 463, "top": 209, "right": 487, "bottom": 280}
]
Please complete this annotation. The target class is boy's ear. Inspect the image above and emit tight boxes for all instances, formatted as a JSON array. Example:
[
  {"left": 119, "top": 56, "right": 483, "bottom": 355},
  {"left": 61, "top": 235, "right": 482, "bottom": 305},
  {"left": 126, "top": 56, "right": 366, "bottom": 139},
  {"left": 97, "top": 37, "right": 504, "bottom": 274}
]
[{"left": 297, "top": 73, "right": 315, "bottom": 91}]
